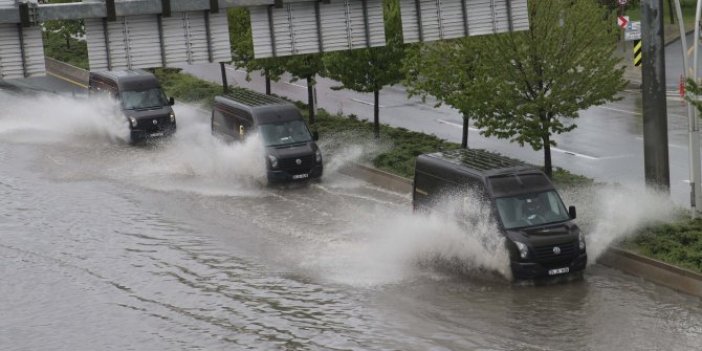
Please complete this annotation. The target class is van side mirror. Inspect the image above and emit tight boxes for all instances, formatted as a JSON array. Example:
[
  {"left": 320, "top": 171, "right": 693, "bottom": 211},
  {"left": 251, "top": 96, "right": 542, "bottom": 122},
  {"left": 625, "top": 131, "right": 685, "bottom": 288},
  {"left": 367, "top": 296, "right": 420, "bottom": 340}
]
[
  {"left": 169, "top": 97, "right": 175, "bottom": 106},
  {"left": 568, "top": 206, "right": 577, "bottom": 219},
  {"left": 312, "top": 131, "right": 319, "bottom": 141}
]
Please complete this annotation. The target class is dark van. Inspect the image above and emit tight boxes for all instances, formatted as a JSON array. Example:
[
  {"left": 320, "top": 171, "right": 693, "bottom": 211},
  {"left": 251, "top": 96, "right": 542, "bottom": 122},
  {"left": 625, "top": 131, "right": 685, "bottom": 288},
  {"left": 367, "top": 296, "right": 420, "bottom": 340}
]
[
  {"left": 88, "top": 70, "right": 176, "bottom": 141},
  {"left": 413, "top": 149, "right": 587, "bottom": 279},
  {"left": 211, "top": 90, "right": 323, "bottom": 183}
]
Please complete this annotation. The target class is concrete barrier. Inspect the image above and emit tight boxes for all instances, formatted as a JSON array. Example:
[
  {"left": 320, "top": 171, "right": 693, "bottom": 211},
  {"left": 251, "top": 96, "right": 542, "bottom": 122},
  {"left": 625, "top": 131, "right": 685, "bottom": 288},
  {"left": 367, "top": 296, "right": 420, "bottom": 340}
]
[
  {"left": 343, "top": 163, "right": 702, "bottom": 298},
  {"left": 44, "top": 57, "right": 88, "bottom": 88},
  {"left": 597, "top": 247, "right": 702, "bottom": 297},
  {"left": 339, "top": 163, "right": 413, "bottom": 194}
]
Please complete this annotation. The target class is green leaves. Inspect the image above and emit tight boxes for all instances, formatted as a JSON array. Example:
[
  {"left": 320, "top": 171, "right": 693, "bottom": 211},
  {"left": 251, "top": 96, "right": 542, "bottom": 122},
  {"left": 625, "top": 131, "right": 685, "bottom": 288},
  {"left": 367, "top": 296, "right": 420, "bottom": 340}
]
[{"left": 403, "top": 0, "right": 626, "bottom": 175}]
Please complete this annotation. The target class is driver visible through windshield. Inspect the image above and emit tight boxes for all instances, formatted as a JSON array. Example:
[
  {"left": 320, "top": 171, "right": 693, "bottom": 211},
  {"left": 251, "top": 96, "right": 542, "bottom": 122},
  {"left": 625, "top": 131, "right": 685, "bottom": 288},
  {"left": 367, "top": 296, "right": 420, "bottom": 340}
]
[
  {"left": 121, "top": 88, "right": 169, "bottom": 110},
  {"left": 259, "top": 120, "right": 312, "bottom": 147},
  {"left": 495, "top": 190, "right": 570, "bottom": 229}
]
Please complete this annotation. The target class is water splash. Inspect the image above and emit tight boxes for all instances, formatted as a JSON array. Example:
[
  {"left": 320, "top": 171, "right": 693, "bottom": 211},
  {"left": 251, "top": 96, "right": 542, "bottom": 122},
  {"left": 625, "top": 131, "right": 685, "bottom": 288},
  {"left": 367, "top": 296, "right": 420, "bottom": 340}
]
[
  {"left": 561, "top": 184, "right": 678, "bottom": 264},
  {"left": 306, "top": 195, "right": 511, "bottom": 287},
  {"left": 114, "top": 103, "right": 268, "bottom": 195},
  {"left": 0, "top": 91, "right": 129, "bottom": 143}
]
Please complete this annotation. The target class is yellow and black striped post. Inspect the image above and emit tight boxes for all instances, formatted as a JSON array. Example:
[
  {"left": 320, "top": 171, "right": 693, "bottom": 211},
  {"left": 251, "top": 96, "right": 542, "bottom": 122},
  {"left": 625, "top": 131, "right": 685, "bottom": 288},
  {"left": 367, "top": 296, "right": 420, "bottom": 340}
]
[{"left": 633, "top": 39, "right": 642, "bottom": 67}]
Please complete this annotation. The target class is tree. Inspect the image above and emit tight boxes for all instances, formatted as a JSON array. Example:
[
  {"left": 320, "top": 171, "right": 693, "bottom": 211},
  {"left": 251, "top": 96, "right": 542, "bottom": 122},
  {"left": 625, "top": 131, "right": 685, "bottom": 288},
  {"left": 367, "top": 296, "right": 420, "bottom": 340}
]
[
  {"left": 228, "top": 8, "right": 285, "bottom": 95},
  {"left": 284, "top": 54, "right": 325, "bottom": 125},
  {"left": 323, "top": 0, "right": 405, "bottom": 138},
  {"left": 469, "top": 0, "right": 625, "bottom": 177},
  {"left": 403, "top": 38, "right": 487, "bottom": 148},
  {"left": 43, "top": 0, "right": 84, "bottom": 49}
]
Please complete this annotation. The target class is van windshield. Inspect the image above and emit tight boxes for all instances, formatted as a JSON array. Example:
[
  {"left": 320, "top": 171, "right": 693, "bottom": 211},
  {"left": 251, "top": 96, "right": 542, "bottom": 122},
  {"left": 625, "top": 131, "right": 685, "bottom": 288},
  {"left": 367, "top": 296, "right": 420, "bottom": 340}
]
[
  {"left": 121, "top": 88, "right": 168, "bottom": 110},
  {"left": 495, "top": 190, "right": 570, "bottom": 229},
  {"left": 259, "top": 120, "right": 312, "bottom": 147}
]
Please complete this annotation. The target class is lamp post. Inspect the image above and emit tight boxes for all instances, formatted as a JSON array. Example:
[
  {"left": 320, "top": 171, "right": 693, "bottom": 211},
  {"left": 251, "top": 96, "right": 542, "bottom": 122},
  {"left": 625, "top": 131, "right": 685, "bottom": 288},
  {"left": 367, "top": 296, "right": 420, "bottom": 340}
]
[{"left": 673, "top": 0, "right": 701, "bottom": 217}]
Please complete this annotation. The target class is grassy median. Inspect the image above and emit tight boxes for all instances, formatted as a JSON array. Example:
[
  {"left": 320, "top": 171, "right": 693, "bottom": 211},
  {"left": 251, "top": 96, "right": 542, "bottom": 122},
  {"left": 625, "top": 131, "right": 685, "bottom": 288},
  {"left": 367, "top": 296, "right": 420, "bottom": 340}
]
[{"left": 42, "top": 41, "right": 702, "bottom": 274}]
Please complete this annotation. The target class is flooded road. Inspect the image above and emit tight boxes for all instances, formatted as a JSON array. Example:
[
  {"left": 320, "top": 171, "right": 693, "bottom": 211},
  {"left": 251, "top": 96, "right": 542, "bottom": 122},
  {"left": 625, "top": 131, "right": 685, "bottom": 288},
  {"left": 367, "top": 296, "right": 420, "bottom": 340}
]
[{"left": 1, "top": 90, "right": 702, "bottom": 350}]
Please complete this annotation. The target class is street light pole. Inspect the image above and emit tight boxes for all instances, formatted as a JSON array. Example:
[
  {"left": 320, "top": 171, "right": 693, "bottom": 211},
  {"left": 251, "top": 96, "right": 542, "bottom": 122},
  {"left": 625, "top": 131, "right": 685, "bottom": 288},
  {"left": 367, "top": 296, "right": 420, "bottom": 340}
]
[{"left": 673, "top": 0, "right": 702, "bottom": 217}]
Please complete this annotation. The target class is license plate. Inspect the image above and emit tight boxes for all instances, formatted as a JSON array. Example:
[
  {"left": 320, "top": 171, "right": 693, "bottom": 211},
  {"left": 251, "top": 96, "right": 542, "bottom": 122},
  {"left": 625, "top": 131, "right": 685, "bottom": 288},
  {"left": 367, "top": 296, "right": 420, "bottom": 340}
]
[
  {"left": 292, "top": 173, "right": 309, "bottom": 180},
  {"left": 149, "top": 132, "right": 164, "bottom": 137},
  {"left": 548, "top": 267, "right": 570, "bottom": 276}
]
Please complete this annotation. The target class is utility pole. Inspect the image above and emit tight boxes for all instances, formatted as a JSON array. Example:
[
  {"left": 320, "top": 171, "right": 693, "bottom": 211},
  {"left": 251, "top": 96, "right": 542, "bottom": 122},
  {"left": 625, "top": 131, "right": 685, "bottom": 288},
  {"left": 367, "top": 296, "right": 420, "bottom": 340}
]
[{"left": 641, "top": 0, "right": 671, "bottom": 192}]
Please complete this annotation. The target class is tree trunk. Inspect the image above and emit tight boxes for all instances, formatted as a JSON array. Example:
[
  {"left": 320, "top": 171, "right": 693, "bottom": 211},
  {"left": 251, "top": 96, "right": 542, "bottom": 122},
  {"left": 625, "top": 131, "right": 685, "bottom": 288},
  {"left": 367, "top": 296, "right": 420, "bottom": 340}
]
[
  {"left": 307, "top": 76, "right": 315, "bottom": 125},
  {"left": 65, "top": 35, "right": 70, "bottom": 49},
  {"left": 543, "top": 134, "right": 552, "bottom": 179},
  {"left": 373, "top": 89, "right": 380, "bottom": 139},
  {"left": 461, "top": 115, "right": 469, "bottom": 148},
  {"left": 265, "top": 69, "right": 271, "bottom": 95},
  {"left": 668, "top": 0, "right": 675, "bottom": 25}
]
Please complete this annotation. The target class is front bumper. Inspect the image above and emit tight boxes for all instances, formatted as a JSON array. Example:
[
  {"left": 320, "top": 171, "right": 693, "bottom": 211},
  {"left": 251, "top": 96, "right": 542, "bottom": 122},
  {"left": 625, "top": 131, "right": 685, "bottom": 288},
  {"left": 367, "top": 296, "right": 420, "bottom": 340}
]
[
  {"left": 267, "top": 164, "right": 323, "bottom": 183},
  {"left": 511, "top": 252, "right": 587, "bottom": 280},
  {"left": 130, "top": 124, "right": 176, "bottom": 142}
]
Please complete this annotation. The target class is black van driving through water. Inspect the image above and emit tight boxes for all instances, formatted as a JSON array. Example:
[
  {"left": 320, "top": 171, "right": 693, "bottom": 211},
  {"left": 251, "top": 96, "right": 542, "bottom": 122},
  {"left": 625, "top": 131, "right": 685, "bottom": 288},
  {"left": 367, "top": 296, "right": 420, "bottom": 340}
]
[
  {"left": 88, "top": 70, "right": 176, "bottom": 142},
  {"left": 211, "top": 90, "right": 323, "bottom": 183},
  {"left": 413, "top": 149, "right": 587, "bottom": 279}
]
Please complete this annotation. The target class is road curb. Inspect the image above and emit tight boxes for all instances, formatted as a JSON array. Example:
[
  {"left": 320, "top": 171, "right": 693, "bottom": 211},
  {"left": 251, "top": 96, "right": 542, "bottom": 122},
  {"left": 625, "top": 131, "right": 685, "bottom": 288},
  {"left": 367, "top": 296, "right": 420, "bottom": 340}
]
[
  {"left": 339, "top": 163, "right": 413, "bottom": 194},
  {"left": 341, "top": 163, "right": 702, "bottom": 298},
  {"left": 44, "top": 56, "right": 702, "bottom": 298}
]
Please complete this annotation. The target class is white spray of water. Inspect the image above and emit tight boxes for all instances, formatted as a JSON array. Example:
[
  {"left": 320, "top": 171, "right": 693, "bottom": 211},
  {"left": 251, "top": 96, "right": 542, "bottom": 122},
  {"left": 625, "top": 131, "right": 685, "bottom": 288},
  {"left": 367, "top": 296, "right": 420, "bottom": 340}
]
[
  {"left": 0, "top": 92, "right": 130, "bottom": 143},
  {"left": 305, "top": 196, "right": 512, "bottom": 287},
  {"left": 561, "top": 184, "right": 678, "bottom": 264},
  {"left": 316, "top": 130, "right": 390, "bottom": 177},
  {"left": 115, "top": 103, "right": 268, "bottom": 194}
]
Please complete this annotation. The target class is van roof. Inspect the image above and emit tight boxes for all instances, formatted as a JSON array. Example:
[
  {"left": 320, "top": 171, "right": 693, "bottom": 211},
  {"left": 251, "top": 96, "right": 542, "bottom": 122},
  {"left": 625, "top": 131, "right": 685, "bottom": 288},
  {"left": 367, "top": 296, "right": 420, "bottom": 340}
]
[
  {"left": 90, "top": 69, "right": 160, "bottom": 90},
  {"left": 219, "top": 89, "right": 293, "bottom": 109},
  {"left": 420, "top": 149, "right": 534, "bottom": 177}
]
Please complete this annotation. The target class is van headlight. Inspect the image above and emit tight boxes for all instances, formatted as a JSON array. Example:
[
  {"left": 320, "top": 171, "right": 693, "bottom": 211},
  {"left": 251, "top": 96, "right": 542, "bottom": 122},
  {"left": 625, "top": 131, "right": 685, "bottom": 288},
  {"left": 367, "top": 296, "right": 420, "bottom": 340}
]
[
  {"left": 268, "top": 155, "right": 278, "bottom": 169},
  {"left": 129, "top": 117, "right": 138, "bottom": 128},
  {"left": 578, "top": 232, "right": 586, "bottom": 251},
  {"left": 315, "top": 149, "right": 322, "bottom": 163},
  {"left": 514, "top": 241, "right": 529, "bottom": 259},
  {"left": 169, "top": 112, "right": 176, "bottom": 123}
]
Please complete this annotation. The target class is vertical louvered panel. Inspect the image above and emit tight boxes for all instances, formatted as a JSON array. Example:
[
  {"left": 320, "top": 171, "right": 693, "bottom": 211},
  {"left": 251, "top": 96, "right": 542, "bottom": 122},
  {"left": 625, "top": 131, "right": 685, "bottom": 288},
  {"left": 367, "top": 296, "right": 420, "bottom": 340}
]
[
  {"left": 208, "top": 12, "right": 232, "bottom": 63},
  {"left": 87, "top": 11, "right": 231, "bottom": 70},
  {"left": 400, "top": 0, "right": 530, "bottom": 43},
  {"left": 250, "top": 0, "right": 386, "bottom": 59},
  {"left": 0, "top": 23, "right": 45, "bottom": 79}
]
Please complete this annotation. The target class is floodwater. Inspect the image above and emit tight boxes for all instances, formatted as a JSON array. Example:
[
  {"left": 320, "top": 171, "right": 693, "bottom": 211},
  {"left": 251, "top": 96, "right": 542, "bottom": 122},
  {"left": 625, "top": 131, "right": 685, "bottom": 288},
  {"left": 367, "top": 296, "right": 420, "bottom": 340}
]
[{"left": 1, "top": 90, "right": 702, "bottom": 350}]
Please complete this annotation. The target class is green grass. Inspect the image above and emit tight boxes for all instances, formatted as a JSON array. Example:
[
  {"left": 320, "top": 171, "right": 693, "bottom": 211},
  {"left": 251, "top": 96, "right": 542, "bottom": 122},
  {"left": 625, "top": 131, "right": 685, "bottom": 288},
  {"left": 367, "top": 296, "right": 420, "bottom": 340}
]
[{"left": 625, "top": 217, "right": 702, "bottom": 273}]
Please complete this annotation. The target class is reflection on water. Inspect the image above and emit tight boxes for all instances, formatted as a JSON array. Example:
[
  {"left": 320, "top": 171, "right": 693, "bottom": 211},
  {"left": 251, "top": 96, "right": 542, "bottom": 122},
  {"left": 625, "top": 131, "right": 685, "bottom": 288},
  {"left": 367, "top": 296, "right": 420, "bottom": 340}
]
[{"left": 1, "top": 92, "right": 702, "bottom": 350}]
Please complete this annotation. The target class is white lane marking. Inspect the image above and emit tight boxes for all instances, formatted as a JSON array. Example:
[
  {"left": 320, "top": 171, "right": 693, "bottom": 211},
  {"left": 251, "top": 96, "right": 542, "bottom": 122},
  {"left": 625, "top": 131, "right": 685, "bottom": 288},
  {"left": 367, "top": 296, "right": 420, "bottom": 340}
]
[
  {"left": 284, "top": 82, "right": 307, "bottom": 89},
  {"left": 597, "top": 103, "right": 687, "bottom": 118},
  {"left": 634, "top": 136, "right": 687, "bottom": 150},
  {"left": 437, "top": 118, "right": 480, "bottom": 132},
  {"left": 683, "top": 179, "right": 692, "bottom": 184},
  {"left": 350, "top": 98, "right": 385, "bottom": 108},
  {"left": 437, "top": 119, "right": 599, "bottom": 160},
  {"left": 225, "top": 66, "right": 247, "bottom": 73},
  {"left": 596, "top": 105, "right": 641, "bottom": 115}
]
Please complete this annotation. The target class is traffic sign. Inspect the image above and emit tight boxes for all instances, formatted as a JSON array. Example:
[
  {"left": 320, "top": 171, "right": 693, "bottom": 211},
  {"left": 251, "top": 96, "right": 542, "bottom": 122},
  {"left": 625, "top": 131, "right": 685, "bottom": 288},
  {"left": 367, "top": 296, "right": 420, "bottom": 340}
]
[
  {"left": 625, "top": 21, "right": 641, "bottom": 41},
  {"left": 618, "top": 0, "right": 628, "bottom": 5},
  {"left": 618, "top": 16, "right": 629, "bottom": 29}
]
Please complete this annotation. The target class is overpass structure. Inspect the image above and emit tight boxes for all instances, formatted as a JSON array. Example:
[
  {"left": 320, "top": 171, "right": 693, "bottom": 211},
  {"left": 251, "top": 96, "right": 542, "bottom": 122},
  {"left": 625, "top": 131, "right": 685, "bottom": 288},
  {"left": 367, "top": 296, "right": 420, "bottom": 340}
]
[{"left": 0, "top": 0, "right": 528, "bottom": 79}]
